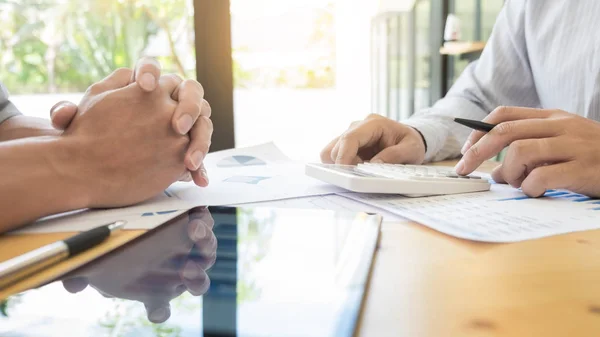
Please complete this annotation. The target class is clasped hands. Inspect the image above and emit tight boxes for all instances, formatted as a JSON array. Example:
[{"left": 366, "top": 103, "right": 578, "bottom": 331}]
[{"left": 46, "top": 58, "right": 212, "bottom": 208}]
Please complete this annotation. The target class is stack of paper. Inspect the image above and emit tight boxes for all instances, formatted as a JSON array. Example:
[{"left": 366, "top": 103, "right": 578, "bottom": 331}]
[{"left": 343, "top": 183, "right": 600, "bottom": 242}]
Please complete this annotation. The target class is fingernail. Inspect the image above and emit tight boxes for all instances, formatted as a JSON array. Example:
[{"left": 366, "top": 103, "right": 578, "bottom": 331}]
[
  {"left": 177, "top": 115, "right": 193, "bottom": 135},
  {"left": 50, "top": 103, "right": 67, "bottom": 117},
  {"left": 191, "top": 151, "right": 204, "bottom": 170},
  {"left": 454, "top": 159, "right": 465, "bottom": 174},
  {"left": 201, "top": 167, "right": 209, "bottom": 183},
  {"left": 461, "top": 140, "right": 471, "bottom": 155},
  {"left": 148, "top": 306, "right": 170, "bottom": 323},
  {"left": 194, "top": 222, "right": 206, "bottom": 241},
  {"left": 139, "top": 73, "right": 156, "bottom": 91},
  {"left": 183, "top": 260, "right": 202, "bottom": 280},
  {"left": 370, "top": 159, "right": 384, "bottom": 164}
]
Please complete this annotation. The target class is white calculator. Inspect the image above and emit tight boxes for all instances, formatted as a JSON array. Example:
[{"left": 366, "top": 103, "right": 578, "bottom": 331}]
[{"left": 305, "top": 163, "right": 491, "bottom": 196}]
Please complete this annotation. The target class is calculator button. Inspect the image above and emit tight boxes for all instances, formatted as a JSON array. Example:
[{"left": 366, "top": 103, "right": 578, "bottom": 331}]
[{"left": 355, "top": 163, "right": 488, "bottom": 184}]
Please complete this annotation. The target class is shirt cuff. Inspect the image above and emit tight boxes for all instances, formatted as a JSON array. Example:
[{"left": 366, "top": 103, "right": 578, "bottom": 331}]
[
  {"left": 402, "top": 117, "right": 446, "bottom": 163},
  {"left": 0, "top": 101, "right": 22, "bottom": 125}
]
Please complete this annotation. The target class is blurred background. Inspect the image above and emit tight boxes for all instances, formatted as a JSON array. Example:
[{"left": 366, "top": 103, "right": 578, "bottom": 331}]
[{"left": 0, "top": 0, "right": 504, "bottom": 161}]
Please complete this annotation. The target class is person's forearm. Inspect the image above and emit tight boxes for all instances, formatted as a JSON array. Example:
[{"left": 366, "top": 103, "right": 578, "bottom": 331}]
[
  {"left": 0, "top": 115, "right": 60, "bottom": 142},
  {"left": 0, "top": 136, "right": 90, "bottom": 233}
]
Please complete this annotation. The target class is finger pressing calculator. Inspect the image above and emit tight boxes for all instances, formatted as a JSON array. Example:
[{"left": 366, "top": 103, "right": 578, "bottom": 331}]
[{"left": 305, "top": 163, "right": 491, "bottom": 196}]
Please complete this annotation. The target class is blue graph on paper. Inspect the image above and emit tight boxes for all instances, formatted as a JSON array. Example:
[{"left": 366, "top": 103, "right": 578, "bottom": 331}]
[
  {"left": 142, "top": 210, "right": 178, "bottom": 217},
  {"left": 497, "top": 190, "right": 600, "bottom": 210},
  {"left": 141, "top": 190, "right": 179, "bottom": 217}
]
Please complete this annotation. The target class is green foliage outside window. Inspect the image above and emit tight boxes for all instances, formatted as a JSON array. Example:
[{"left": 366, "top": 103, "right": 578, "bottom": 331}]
[
  {"left": 0, "top": 0, "right": 193, "bottom": 94},
  {"left": 0, "top": 0, "right": 336, "bottom": 94}
]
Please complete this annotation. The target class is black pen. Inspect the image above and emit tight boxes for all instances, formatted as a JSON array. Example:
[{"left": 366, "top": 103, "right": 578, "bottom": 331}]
[
  {"left": 0, "top": 220, "right": 126, "bottom": 289},
  {"left": 453, "top": 118, "right": 496, "bottom": 132}
]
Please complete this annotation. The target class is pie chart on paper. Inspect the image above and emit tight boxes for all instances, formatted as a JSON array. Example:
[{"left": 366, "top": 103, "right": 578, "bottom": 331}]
[{"left": 217, "top": 155, "right": 267, "bottom": 168}]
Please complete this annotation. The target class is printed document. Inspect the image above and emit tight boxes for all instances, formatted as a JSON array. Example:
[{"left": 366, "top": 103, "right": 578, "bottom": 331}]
[{"left": 343, "top": 182, "right": 600, "bottom": 242}]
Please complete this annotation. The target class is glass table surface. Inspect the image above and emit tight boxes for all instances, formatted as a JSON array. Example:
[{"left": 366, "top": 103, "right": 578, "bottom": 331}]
[{"left": 0, "top": 206, "right": 381, "bottom": 337}]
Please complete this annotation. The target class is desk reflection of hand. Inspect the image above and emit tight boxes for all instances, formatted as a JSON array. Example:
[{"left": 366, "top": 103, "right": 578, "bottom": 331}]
[{"left": 61, "top": 207, "right": 217, "bottom": 323}]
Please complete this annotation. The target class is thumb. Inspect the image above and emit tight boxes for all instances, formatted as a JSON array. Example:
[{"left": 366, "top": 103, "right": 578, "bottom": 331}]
[
  {"left": 50, "top": 101, "right": 78, "bottom": 130},
  {"left": 371, "top": 142, "right": 422, "bottom": 164},
  {"left": 132, "top": 57, "right": 162, "bottom": 92}
]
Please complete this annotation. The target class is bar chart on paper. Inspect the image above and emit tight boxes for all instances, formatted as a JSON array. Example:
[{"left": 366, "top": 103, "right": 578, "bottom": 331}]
[
  {"left": 344, "top": 184, "right": 600, "bottom": 243},
  {"left": 497, "top": 190, "right": 600, "bottom": 209},
  {"left": 217, "top": 155, "right": 266, "bottom": 168}
]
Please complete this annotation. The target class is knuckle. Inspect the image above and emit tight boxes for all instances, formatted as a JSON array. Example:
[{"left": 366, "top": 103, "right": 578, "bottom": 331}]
[
  {"left": 563, "top": 114, "right": 578, "bottom": 124},
  {"left": 177, "top": 136, "right": 190, "bottom": 149},
  {"left": 87, "top": 82, "right": 104, "bottom": 95},
  {"left": 508, "top": 139, "right": 529, "bottom": 158},
  {"left": 195, "top": 143, "right": 210, "bottom": 154},
  {"left": 203, "top": 116, "right": 214, "bottom": 133},
  {"left": 193, "top": 102, "right": 203, "bottom": 116},
  {"left": 171, "top": 73, "right": 184, "bottom": 81},
  {"left": 184, "top": 101, "right": 202, "bottom": 117},
  {"left": 364, "top": 118, "right": 382, "bottom": 128},
  {"left": 114, "top": 67, "right": 132, "bottom": 77},
  {"left": 492, "top": 121, "right": 514, "bottom": 136},
  {"left": 164, "top": 73, "right": 183, "bottom": 85},
  {"left": 348, "top": 121, "right": 364, "bottom": 131},
  {"left": 339, "top": 131, "right": 354, "bottom": 143},
  {"left": 185, "top": 79, "right": 204, "bottom": 96},
  {"left": 468, "top": 144, "right": 482, "bottom": 159},
  {"left": 491, "top": 105, "right": 510, "bottom": 117},
  {"left": 202, "top": 99, "right": 212, "bottom": 117}
]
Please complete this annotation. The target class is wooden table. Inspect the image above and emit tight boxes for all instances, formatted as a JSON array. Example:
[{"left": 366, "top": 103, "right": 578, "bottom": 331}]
[
  {"left": 357, "top": 161, "right": 600, "bottom": 336},
  {"left": 4, "top": 160, "right": 600, "bottom": 336},
  {"left": 0, "top": 228, "right": 146, "bottom": 300}
]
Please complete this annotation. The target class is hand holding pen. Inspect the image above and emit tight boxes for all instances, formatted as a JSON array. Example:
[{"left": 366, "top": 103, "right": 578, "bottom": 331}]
[{"left": 452, "top": 107, "right": 600, "bottom": 198}]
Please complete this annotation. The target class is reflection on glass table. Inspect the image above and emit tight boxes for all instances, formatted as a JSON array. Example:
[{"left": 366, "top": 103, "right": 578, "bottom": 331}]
[
  {"left": 0, "top": 206, "right": 381, "bottom": 337},
  {"left": 61, "top": 206, "right": 217, "bottom": 324}
]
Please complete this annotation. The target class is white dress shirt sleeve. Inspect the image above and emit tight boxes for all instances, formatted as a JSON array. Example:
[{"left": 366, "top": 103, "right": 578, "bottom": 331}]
[
  {"left": 403, "top": 0, "right": 541, "bottom": 162},
  {"left": 0, "top": 82, "right": 21, "bottom": 125}
]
